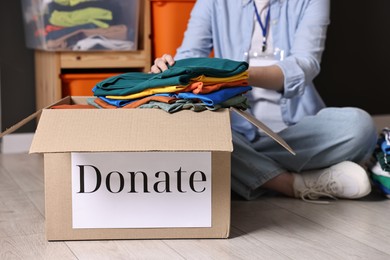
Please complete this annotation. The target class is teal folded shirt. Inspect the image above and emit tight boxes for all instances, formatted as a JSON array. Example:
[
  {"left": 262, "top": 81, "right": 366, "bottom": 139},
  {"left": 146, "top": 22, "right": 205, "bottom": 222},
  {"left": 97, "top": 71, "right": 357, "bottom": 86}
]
[{"left": 93, "top": 57, "right": 249, "bottom": 96}]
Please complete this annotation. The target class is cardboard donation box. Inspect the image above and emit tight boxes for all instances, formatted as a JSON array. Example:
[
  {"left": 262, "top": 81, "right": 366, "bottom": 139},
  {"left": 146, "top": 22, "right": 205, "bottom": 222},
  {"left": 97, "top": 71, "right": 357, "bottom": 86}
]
[{"left": 29, "top": 96, "right": 233, "bottom": 241}]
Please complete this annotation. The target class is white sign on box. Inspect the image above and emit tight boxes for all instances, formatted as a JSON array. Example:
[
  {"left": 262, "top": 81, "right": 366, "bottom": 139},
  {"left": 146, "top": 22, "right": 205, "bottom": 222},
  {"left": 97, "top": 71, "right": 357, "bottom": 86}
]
[{"left": 71, "top": 152, "right": 212, "bottom": 229}]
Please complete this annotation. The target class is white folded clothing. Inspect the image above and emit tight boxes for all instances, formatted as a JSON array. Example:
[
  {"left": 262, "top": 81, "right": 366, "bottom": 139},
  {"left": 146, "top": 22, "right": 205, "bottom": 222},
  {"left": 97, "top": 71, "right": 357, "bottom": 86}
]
[{"left": 72, "top": 35, "right": 134, "bottom": 51}]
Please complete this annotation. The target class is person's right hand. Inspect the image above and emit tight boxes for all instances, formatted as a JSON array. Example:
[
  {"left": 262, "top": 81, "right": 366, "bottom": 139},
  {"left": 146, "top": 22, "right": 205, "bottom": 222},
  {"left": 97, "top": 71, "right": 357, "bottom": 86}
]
[{"left": 150, "top": 54, "right": 175, "bottom": 73}]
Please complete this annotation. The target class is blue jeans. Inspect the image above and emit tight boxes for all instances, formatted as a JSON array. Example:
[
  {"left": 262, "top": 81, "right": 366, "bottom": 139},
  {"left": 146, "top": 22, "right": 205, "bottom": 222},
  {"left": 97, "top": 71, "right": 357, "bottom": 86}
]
[{"left": 231, "top": 107, "right": 378, "bottom": 200}]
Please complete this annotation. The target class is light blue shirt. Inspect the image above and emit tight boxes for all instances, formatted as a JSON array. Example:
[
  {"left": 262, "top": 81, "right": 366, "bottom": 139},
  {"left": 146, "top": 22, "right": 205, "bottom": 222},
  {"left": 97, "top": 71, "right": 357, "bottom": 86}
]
[{"left": 175, "top": 0, "right": 330, "bottom": 140}]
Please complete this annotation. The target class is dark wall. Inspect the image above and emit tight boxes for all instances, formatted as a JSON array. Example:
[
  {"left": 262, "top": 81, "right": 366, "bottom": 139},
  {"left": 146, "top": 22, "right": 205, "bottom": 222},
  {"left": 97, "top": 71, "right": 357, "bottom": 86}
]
[
  {"left": 0, "top": 1, "right": 36, "bottom": 133},
  {"left": 315, "top": 0, "right": 390, "bottom": 115},
  {"left": 0, "top": 0, "right": 388, "bottom": 135}
]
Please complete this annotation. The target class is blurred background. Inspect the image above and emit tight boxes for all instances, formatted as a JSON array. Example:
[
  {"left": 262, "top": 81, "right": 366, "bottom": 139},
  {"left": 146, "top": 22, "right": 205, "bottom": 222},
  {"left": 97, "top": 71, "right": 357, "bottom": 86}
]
[{"left": 1, "top": 0, "right": 389, "bottom": 136}]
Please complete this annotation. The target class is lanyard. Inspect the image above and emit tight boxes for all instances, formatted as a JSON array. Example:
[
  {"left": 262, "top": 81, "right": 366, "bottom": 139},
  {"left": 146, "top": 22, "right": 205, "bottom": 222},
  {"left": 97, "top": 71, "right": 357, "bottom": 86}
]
[{"left": 253, "top": 1, "right": 271, "bottom": 52}]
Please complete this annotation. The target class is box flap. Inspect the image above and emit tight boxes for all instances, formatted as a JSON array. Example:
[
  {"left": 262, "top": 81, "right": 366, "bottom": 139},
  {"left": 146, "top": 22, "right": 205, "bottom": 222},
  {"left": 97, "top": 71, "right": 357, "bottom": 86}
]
[
  {"left": 30, "top": 108, "right": 233, "bottom": 153},
  {"left": 0, "top": 96, "right": 74, "bottom": 139},
  {"left": 230, "top": 107, "right": 295, "bottom": 155},
  {"left": 0, "top": 110, "right": 41, "bottom": 139}
]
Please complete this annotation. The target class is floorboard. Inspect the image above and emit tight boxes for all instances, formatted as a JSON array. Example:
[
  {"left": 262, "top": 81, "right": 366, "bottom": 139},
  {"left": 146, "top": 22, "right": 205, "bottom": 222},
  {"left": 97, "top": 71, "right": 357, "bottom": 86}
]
[{"left": 1, "top": 153, "right": 390, "bottom": 260}]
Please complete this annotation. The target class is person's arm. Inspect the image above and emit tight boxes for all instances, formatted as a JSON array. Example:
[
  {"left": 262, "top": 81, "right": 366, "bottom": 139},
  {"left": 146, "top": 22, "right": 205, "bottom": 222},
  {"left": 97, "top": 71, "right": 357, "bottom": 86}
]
[
  {"left": 149, "top": 0, "right": 213, "bottom": 73},
  {"left": 249, "top": 0, "right": 330, "bottom": 95},
  {"left": 150, "top": 0, "right": 329, "bottom": 96},
  {"left": 150, "top": 54, "right": 285, "bottom": 94},
  {"left": 248, "top": 66, "right": 284, "bottom": 92},
  {"left": 174, "top": 0, "right": 214, "bottom": 60},
  {"left": 276, "top": 0, "right": 330, "bottom": 98}
]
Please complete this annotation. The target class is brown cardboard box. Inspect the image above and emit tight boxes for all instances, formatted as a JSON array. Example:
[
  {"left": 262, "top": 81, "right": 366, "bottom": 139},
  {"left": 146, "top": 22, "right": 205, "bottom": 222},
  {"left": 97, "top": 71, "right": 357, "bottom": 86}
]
[
  {"left": 1, "top": 96, "right": 292, "bottom": 241},
  {"left": 29, "top": 96, "right": 233, "bottom": 241}
]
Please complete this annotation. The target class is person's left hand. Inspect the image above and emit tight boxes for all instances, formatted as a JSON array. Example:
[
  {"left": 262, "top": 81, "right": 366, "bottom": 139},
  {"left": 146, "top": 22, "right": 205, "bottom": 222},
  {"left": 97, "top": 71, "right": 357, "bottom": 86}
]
[{"left": 150, "top": 54, "right": 175, "bottom": 73}]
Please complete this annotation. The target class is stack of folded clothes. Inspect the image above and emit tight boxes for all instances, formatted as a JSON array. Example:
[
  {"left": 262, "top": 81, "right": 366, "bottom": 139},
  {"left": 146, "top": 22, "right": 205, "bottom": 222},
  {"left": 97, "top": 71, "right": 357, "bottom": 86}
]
[
  {"left": 370, "top": 127, "right": 390, "bottom": 198},
  {"left": 89, "top": 57, "right": 252, "bottom": 113}
]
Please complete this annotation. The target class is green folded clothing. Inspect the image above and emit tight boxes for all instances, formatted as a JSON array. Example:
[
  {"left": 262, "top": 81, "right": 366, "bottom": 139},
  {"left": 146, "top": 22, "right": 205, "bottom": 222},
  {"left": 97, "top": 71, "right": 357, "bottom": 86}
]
[{"left": 93, "top": 57, "right": 249, "bottom": 96}]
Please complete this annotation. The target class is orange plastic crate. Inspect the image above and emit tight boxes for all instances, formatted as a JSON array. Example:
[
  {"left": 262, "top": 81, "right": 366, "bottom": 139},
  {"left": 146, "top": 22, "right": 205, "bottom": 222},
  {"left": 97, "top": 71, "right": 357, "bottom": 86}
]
[
  {"left": 151, "top": 0, "right": 195, "bottom": 60},
  {"left": 61, "top": 73, "right": 119, "bottom": 97}
]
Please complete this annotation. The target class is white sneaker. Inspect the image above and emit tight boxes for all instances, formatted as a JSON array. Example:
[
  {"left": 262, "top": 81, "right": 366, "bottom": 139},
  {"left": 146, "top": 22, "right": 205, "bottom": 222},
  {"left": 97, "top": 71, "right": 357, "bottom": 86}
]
[{"left": 293, "top": 161, "right": 371, "bottom": 203}]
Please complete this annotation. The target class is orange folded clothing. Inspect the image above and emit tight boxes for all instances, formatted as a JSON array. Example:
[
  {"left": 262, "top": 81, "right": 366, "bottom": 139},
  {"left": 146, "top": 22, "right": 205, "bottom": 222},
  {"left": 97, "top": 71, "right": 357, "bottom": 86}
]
[
  {"left": 93, "top": 98, "right": 118, "bottom": 109},
  {"left": 182, "top": 79, "right": 249, "bottom": 94}
]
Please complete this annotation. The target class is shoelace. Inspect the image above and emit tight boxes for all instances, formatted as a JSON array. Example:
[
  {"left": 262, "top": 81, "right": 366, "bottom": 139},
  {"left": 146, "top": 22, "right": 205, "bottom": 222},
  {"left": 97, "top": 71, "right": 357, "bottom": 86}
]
[{"left": 299, "top": 170, "right": 339, "bottom": 204}]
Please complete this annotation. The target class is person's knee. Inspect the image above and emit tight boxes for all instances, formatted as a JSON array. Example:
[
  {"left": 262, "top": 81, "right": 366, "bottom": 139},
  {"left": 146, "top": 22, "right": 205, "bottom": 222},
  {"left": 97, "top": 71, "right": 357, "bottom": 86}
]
[
  {"left": 340, "top": 107, "right": 378, "bottom": 160},
  {"left": 345, "top": 107, "right": 376, "bottom": 140}
]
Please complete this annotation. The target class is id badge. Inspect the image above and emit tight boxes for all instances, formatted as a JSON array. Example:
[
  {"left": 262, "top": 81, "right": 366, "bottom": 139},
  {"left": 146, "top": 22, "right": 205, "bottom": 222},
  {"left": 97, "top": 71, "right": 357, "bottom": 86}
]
[{"left": 245, "top": 47, "right": 285, "bottom": 67}]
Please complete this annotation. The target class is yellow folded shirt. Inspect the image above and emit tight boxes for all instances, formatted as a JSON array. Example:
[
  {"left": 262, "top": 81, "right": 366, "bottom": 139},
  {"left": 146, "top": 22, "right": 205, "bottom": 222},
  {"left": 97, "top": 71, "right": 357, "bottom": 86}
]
[
  {"left": 106, "top": 85, "right": 188, "bottom": 100},
  {"left": 190, "top": 71, "right": 248, "bottom": 84}
]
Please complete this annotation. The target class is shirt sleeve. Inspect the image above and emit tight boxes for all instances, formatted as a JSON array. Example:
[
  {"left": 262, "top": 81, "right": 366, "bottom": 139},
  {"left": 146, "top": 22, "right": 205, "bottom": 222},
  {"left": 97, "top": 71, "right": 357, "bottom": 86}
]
[
  {"left": 276, "top": 0, "right": 330, "bottom": 99},
  {"left": 174, "top": 0, "right": 214, "bottom": 60}
]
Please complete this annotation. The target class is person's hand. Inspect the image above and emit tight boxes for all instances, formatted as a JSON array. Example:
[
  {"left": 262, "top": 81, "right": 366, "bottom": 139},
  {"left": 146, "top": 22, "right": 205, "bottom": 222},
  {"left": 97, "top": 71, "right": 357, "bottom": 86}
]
[{"left": 150, "top": 54, "right": 175, "bottom": 73}]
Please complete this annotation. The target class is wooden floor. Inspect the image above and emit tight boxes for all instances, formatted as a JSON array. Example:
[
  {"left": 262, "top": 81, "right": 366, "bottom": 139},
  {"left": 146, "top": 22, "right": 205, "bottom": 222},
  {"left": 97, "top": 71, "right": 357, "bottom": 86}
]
[{"left": 1, "top": 153, "right": 390, "bottom": 260}]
